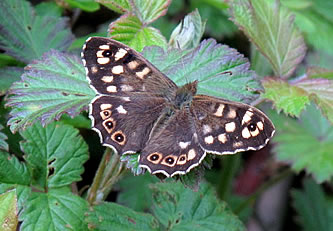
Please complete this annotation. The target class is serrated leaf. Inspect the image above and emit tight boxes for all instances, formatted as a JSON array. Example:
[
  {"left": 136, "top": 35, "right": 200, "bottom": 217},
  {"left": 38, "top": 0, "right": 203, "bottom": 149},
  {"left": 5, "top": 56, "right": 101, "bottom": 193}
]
[
  {"left": 0, "top": 151, "right": 30, "bottom": 185},
  {"left": 131, "top": 0, "right": 171, "bottom": 24},
  {"left": 230, "top": 0, "right": 306, "bottom": 78},
  {"left": 169, "top": 9, "right": 206, "bottom": 50},
  {"left": 271, "top": 104, "right": 333, "bottom": 182},
  {"left": 20, "top": 122, "right": 89, "bottom": 189},
  {"left": 0, "top": 185, "right": 31, "bottom": 212},
  {"left": 294, "top": 77, "right": 333, "bottom": 124},
  {"left": 64, "top": 0, "right": 100, "bottom": 12},
  {"left": 120, "top": 152, "right": 144, "bottom": 175},
  {"left": 96, "top": 0, "right": 131, "bottom": 13},
  {"left": 0, "top": 67, "right": 23, "bottom": 96},
  {"left": 151, "top": 181, "right": 245, "bottom": 231},
  {"left": 86, "top": 202, "right": 159, "bottom": 231},
  {"left": 0, "top": 125, "right": 8, "bottom": 151},
  {"left": 20, "top": 187, "right": 89, "bottom": 231},
  {"left": 0, "top": 190, "right": 18, "bottom": 231},
  {"left": 144, "top": 39, "right": 261, "bottom": 104},
  {"left": 35, "top": 2, "right": 63, "bottom": 17},
  {"left": 0, "top": 0, "right": 74, "bottom": 63},
  {"left": 116, "top": 173, "right": 158, "bottom": 211},
  {"left": 291, "top": 179, "right": 333, "bottom": 231},
  {"left": 262, "top": 78, "right": 310, "bottom": 117},
  {"left": 6, "top": 50, "right": 94, "bottom": 133},
  {"left": 109, "top": 14, "right": 167, "bottom": 51}
]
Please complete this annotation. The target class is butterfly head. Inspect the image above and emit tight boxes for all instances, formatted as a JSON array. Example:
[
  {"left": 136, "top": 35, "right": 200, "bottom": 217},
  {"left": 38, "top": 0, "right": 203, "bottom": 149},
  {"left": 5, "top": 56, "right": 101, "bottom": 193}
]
[{"left": 174, "top": 81, "right": 198, "bottom": 109}]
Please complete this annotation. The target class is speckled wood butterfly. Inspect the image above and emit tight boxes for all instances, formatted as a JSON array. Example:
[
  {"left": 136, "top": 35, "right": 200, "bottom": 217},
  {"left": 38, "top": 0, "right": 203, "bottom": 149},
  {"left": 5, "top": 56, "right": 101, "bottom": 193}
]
[{"left": 82, "top": 37, "right": 275, "bottom": 177}]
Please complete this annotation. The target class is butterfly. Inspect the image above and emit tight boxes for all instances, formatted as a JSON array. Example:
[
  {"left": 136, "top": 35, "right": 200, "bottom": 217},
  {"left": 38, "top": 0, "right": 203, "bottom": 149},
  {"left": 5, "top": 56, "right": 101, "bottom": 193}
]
[{"left": 81, "top": 37, "right": 275, "bottom": 177}]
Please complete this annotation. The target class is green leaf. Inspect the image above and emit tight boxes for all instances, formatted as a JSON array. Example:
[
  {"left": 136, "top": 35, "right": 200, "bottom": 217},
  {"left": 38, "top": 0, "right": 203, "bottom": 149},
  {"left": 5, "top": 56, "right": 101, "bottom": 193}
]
[
  {"left": 6, "top": 50, "right": 94, "bottom": 133},
  {"left": 131, "top": 0, "right": 171, "bottom": 24},
  {"left": 151, "top": 181, "right": 245, "bottom": 231},
  {"left": 96, "top": 0, "right": 131, "bottom": 13},
  {"left": 20, "top": 122, "right": 89, "bottom": 189},
  {"left": 291, "top": 179, "right": 333, "bottom": 231},
  {"left": 86, "top": 202, "right": 159, "bottom": 231},
  {"left": 262, "top": 78, "right": 310, "bottom": 117},
  {"left": 143, "top": 39, "right": 261, "bottom": 104},
  {"left": 0, "top": 125, "right": 8, "bottom": 151},
  {"left": 120, "top": 152, "right": 144, "bottom": 175},
  {"left": 230, "top": 0, "right": 306, "bottom": 78},
  {"left": 0, "top": 190, "right": 18, "bottom": 231},
  {"left": 35, "top": 2, "right": 63, "bottom": 17},
  {"left": 271, "top": 103, "right": 333, "bottom": 182},
  {"left": 294, "top": 77, "right": 333, "bottom": 124},
  {"left": 307, "top": 67, "right": 333, "bottom": 80},
  {"left": 169, "top": 9, "right": 206, "bottom": 50},
  {"left": 0, "top": 150, "right": 30, "bottom": 185},
  {"left": 116, "top": 173, "right": 158, "bottom": 211},
  {"left": 0, "top": 67, "right": 23, "bottom": 96},
  {"left": 109, "top": 14, "right": 167, "bottom": 51},
  {"left": 20, "top": 187, "right": 89, "bottom": 231},
  {"left": 0, "top": 185, "right": 31, "bottom": 212},
  {"left": 0, "top": 0, "right": 74, "bottom": 63},
  {"left": 64, "top": 0, "right": 100, "bottom": 12}
]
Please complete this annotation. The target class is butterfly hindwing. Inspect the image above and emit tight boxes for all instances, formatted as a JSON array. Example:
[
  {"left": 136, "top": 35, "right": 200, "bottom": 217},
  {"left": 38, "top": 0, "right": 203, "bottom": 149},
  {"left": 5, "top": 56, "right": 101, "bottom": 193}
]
[{"left": 191, "top": 95, "right": 275, "bottom": 154}]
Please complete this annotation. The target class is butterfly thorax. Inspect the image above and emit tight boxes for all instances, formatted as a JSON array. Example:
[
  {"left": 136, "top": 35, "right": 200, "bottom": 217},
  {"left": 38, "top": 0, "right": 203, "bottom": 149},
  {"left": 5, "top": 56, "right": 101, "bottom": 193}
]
[{"left": 173, "top": 81, "right": 198, "bottom": 109}]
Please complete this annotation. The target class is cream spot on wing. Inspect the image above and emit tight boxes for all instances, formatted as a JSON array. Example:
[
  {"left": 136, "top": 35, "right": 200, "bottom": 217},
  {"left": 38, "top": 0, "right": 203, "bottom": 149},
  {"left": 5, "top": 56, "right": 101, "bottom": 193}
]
[
  {"left": 250, "top": 127, "right": 260, "bottom": 137},
  {"left": 179, "top": 141, "right": 190, "bottom": 149},
  {"left": 112, "top": 65, "right": 124, "bottom": 74},
  {"left": 91, "top": 66, "right": 98, "bottom": 73},
  {"left": 100, "top": 104, "right": 112, "bottom": 110},
  {"left": 120, "top": 85, "right": 134, "bottom": 92},
  {"left": 121, "top": 97, "right": 131, "bottom": 101},
  {"left": 204, "top": 135, "right": 214, "bottom": 144},
  {"left": 114, "top": 48, "right": 127, "bottom": 61},
  {"left": 225, "top": 122, "right": 236, "bottom": 132},
  {"left": 177, "top": 154, "right": 187, "bottom": 165},
  {"left": 242, "top": 110, "right": 253, "bottom": 125},
  {"left": 96, "top": 50, "right": 104, "bottom": 58},
  {"left": 233, "top": 141, "right": 243, "bottom": 148},
  {"left": 241, "top": 127, "right": 251, "bottom": 139},
  {"left": 100, "top": 110, "right": 111, "bottom": 120},
  {"left": 136, "top": 67, "right": 150, "bottom": 79},
  {"left": 218, "top": 133, "right": 227, "bottom": 143},
  {"left": 97, "top": 57, "right": 110, "bottom": 64},
  {"left": 128, "top": 60, "right": 139, "bottom": 69},
  {"left": 202, "top": 124, "right": 212, "bottom": 135},
  {"left": 227, "top": 108, "right": 237, "bottom": 119},
  {"left": 257, "top": 121, "right": 264, "bottom": 130},
  {"left": 214, "top": 104, "right": 225, "bottom": 117},
  {"left": 99, "top": 45, "right": 110, "bottom": 50},
  {"left": 101, "top": 76, "right": 113, "bottom": 83},
  {"left": 187, "top": 149, "right": 196, "bottom": 160},
  {"left": 116, "top": 105, "right": 127, "bottom": 114},
  {"left": 106, "top": 85, "right": 117, "bottom": 93}
]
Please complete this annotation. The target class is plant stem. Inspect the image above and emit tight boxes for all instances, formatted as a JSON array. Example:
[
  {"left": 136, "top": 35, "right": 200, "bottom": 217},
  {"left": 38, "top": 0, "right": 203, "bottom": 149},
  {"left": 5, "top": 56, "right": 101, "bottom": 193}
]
[
  {"left": 234, "top": 168, "right": 292, "bottom": 214},
  {"left": 217, "top": 155, "right": 240, "bottom": 200},
  {"left": 87, "top": 148, "right": 112, "bottom": 205}
]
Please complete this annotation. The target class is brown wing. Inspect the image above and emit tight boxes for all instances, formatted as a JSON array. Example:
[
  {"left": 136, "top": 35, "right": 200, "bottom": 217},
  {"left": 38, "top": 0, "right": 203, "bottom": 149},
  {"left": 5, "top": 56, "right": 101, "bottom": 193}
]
[{"left": 190, "top": 95, "right": 275, "bottom": 154}]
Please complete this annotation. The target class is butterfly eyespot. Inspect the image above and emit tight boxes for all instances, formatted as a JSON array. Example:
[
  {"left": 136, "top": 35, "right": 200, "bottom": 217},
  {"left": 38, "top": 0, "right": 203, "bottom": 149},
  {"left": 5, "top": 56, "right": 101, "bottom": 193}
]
[
  {"left": 150, "top": 154, "right": 160, "bottom": 161},
  {"left": 166, "top": 157, "right": 175, "bottom": 164},
  {"left": 105, "top": 121, "right": 113, "bottom": 129},
  {"left": 248, "top": 123, "right": 257, "bottom": 132},
  {"left": 102, "top": 50, "right": 112, "bottom": 57},
  {"left": 179, "top": 156, "right": 185, "bottom": 161},
  {"left": 115, "top": 133, "right": 124, "bottom": 142}
]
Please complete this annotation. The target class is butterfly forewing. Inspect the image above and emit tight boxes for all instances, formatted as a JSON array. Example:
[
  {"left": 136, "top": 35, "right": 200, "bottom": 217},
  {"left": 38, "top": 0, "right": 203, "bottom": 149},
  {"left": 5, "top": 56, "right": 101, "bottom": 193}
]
[{"left": 191, "top": 95, "right": 275, "bottom": 154}]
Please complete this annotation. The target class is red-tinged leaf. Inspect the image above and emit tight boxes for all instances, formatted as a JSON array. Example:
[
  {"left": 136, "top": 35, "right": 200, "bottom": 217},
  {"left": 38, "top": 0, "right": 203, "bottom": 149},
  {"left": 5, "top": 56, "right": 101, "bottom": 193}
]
[
  {"left": 96, "top": 0, "right": 131, "bottom": 14},
  {"left": 130, "top": 0, "right": 171, "bottom": 24},
  {"left": 0, "top": 190, "right": 18, "bottom": 231}
]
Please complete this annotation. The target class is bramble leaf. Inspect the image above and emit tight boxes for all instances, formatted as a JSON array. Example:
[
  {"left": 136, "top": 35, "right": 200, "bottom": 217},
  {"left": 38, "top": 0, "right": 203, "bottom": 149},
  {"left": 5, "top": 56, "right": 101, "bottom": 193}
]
[
  {"left": 131, "top": 0, "right": 171, "bottom": 24},
  {"left": 96, "top": 0, "right": 131, "bottom": 13},
  {"left": 19, "top": 187, "right": 89, "bottom": 231},
  {"left": 0, "top": 190, "right": 18, "bottom": 231},
  {"left": 271, "top": 104, "right": 333, "bottom": 182},
  {"left": 109, "top": 14, "right": 167, "bottom": 51},
  {"left": 0, "top": 67, "right": 23, "bottom": 96},
  {"left": 87, "top": 202, "right": 159, "bottom": 231},
  {"left": 151, "top": 181, "right": 245, "bottom": 231},
  {"left": 64, "top": 0, "right": 100, "bottom": 12},
  {"left": 169, "top": 9, "right": 206, "bottom": 50},
  {"left": 0, "top": 125, "right": 8, "bottom": 151},
  {"left": 6, "top": 50, "right": 94, "bottom": 133},
  {"left": 262, "top": 78, "right": 310, "bottom": 117},
  {"left": 291, "top": 179, "right": 333, "bottom": 231},
  {"left": 230, "top": 0, "right": 306, "bottom": 78},
  {"left": 20, "top": 122, "right": 89, "bottom": 189},
  {"left": 0, "top": 0, "right": 74, "bottom": 63}
]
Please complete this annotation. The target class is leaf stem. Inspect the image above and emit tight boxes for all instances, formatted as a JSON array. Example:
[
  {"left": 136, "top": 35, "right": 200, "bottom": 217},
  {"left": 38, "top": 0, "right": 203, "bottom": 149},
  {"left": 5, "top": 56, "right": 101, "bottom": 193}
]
[{"left": 234, "top": 168, "right": 292, "bottom": 214}]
